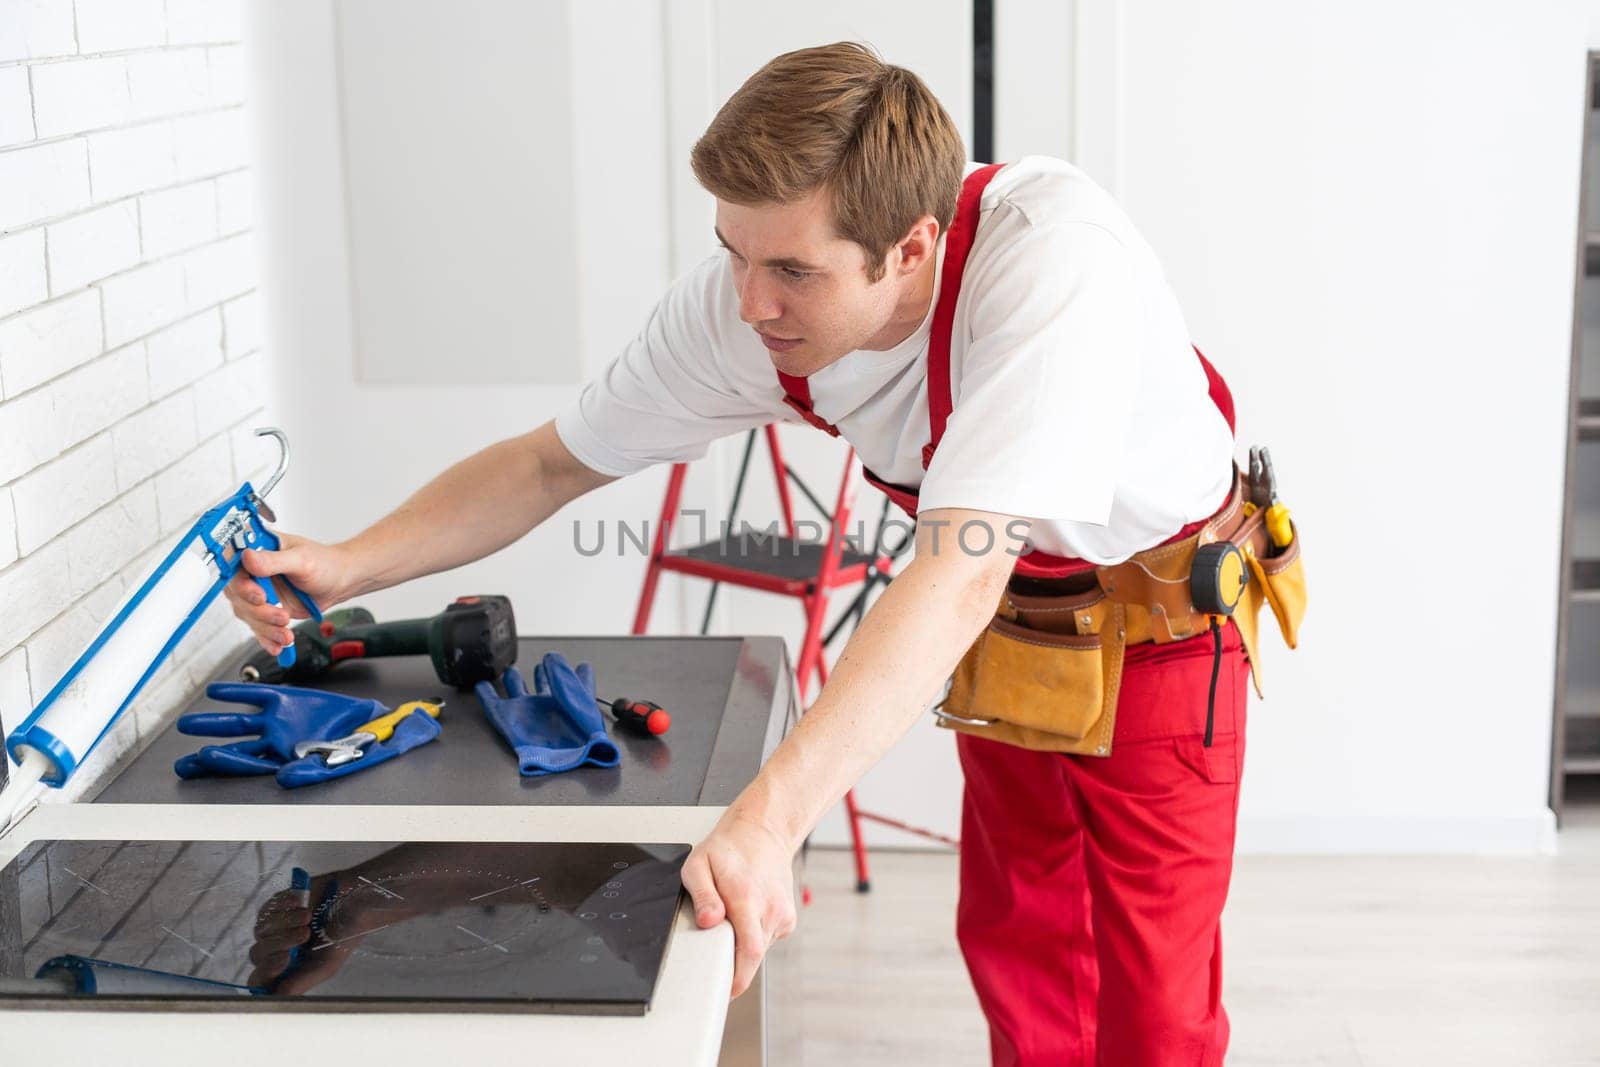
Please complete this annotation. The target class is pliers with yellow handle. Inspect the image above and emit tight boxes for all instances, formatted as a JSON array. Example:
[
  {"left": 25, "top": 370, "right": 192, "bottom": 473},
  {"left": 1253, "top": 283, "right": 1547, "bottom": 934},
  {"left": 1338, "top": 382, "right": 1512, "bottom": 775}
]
[
  {"left": 279, "top": 699, "right": 445, "bottom": 788},
  {"left": 1246, "top": 446, "right": 1294, "bottom": 550}
]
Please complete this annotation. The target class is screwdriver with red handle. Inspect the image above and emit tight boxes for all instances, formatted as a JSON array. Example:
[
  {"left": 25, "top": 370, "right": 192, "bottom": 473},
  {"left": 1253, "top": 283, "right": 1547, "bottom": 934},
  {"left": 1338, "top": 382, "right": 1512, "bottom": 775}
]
[{"left": 598, "top": 697, "right": 671, "bottom": 737}]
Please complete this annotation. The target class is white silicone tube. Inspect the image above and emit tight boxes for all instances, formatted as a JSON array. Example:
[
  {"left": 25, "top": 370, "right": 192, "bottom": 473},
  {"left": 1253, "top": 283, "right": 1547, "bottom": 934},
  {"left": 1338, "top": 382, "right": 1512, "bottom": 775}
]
[
  {"left": 8, "top": 538, "right": 218, "bottom": 788},
  {"left": 37, "top": 544, "right": 215, "bottom": 761},
  {"left": 0, "top": 747, "right": 50, "bottom": 835}
]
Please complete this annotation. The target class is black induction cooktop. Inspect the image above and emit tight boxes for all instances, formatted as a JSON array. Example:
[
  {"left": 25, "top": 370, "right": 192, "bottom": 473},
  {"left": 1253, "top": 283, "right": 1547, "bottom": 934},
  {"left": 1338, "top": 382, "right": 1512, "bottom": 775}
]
[{"left": 0, "top": 840, "right": 689, "bottom": 1014}]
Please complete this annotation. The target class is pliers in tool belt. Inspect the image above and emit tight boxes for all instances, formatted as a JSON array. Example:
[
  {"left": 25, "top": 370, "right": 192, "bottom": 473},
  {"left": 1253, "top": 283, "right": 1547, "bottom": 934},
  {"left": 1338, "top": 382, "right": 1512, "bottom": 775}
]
[{"left": 1247, "top": 446, "right": 1294, "bottom": 549}]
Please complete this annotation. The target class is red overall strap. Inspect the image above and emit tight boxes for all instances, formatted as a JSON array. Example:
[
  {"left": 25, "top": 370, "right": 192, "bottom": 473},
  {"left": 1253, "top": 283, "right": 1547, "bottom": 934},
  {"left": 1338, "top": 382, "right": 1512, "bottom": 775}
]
[
  {"left": 1194, "top": 347, "right": 1235, "bottom": 434},
  {"left": 922, "top": 163, "right": 1004, "bottom": 468},
  {"left": 775, "top": 371, "right": 840, "bottom": 437},
  {"left": 773, "top": 164, "right": 1004, "bottom": 447},
  {"left": 771, "top": 162, "right": 1238, "bottom": 581}
]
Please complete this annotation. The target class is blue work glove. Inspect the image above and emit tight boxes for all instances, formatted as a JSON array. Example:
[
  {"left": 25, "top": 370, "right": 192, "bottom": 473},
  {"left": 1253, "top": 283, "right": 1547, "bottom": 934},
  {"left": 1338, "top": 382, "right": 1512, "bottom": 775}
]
[
  {"left": 474, "top": 653, "right": 620, "bottom": 776},
  {"left": 274, "top": 704, "right": 442, "bottom": 789},
  {"left": 173, "top": 683, "right": 385, "bottom": 779}
]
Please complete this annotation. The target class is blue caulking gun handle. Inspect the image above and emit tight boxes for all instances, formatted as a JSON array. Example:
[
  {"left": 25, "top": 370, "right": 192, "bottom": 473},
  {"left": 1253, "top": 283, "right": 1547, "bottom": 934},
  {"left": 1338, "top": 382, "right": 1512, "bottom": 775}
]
[
  {"left": 0, "top": 433, "right": 313, "bottom": 797},
  {"left": 251, "top": 525, "right": 323, "bottom": 667},
  {"left": 205, "top": 484, "right": 322, "bottom": 669}
]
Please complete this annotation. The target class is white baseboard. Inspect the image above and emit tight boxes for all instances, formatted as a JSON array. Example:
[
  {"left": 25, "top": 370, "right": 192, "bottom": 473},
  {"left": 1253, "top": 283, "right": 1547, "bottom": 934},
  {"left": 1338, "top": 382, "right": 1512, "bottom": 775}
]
[{"left": 1233, "top": 810, "right": 1559, "bottom": 856}]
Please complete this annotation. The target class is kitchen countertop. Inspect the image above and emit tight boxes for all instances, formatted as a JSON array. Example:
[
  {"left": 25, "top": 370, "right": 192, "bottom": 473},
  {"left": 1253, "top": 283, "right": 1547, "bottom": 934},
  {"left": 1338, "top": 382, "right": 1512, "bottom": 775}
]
[
  {"left": 0, "top": 634, "right": 798, "bottom": 1066},
  {"left": 94, "top": 636, "right": 794, "bottom": 808}
]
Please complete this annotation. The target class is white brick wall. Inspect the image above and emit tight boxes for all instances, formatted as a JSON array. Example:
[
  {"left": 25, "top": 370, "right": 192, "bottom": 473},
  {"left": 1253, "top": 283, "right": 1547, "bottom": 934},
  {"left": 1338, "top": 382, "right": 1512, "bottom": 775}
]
[
  {"left": 46, "top": 199, "right": 141, "bottom": 293},
  {"left": 166, "top": 0, "right": 243, "bottom": 48},
  {"left": 31, "top": 56, "right": 132, "bottom": 137},
  {"left": 174, "top": 109, "right": 246, "bottom": 179},
  {"left": 113, "top": 390, "right": 197, "bottom": 488},
  {"left": 0, "top": 139, "right": 90, "bottom": 230},
  {"left": 141, "top": 180, "right": 217, "bottom": 258},
  {"left": 0, "top": 0, "right": 258, "bottom": 797},
  {"left": 0, "top": 230, "right": 48, "bottom": 315},
  {"left": 65, "top": 482, "right": 158, "bottom": 597},
  {"left": 87, "top": 121, "right": 177, "bottom": 202},
  {"left": 0, "top": 387, "right": 56, "bottom": 482},
  {"left": 0, "top": 487, "right": 17, "bottom": 569},
  {"left": 222, "top": 291, "right": 260, "bottom": 356},
  {"left": 147, "top": 309, "right": 222, "bottom": 396},
  {"left": 13, "top": 435, "right": 119, "bottom": 553},
  {"left": 73, "top": 0, "right": 166, "bottom": 55},
  {"left": 100, "top": 257, "right": 186, "bottom": 346},
  {"left": 0, "top": 288, "right": 101, "bottom": 394},
  {"left": 215, "top": 169, "right": 251, "bottom": 234},
  {"left": 128, "top": 49, "right": 209, "bottom": 122},
  {"left": 0, "top": 650, "right": 29, "bottom": 728},
  {"left": 0, "top": 1, "right": 76, "bottom": 65},
  {"left": 0, "top": 65, "right": 35, "bottom": 147}
]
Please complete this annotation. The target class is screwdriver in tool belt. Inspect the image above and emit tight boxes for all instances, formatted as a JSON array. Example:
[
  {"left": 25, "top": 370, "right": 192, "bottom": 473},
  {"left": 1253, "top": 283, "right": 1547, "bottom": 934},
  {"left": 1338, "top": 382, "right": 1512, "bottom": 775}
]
[
  {"left": 1262, "top": 495, "right": 1293, "bottom": 552},
  {"left": 597, "top": 696, "right": 671, "bottom": 737}
]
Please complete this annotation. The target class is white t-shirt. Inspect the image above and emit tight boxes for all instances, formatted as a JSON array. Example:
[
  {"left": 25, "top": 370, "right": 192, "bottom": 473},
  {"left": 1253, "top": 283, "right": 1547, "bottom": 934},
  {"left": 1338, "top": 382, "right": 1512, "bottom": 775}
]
[{"left": 555, "top": 156, "right": 1234, "bottom": 565}]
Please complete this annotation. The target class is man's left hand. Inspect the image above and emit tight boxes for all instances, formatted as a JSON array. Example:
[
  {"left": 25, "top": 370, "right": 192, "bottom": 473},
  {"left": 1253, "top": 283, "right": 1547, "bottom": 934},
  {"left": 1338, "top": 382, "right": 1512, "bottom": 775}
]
[{"left": 681, "top": 811, "right": 798, "bottom": 998}]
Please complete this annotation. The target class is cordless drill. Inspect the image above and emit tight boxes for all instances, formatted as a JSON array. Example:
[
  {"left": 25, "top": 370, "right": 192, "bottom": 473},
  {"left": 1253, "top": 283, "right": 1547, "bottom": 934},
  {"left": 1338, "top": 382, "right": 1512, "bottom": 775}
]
[{"left": 239, "top": 595, "right": 518, "bottom": 690}]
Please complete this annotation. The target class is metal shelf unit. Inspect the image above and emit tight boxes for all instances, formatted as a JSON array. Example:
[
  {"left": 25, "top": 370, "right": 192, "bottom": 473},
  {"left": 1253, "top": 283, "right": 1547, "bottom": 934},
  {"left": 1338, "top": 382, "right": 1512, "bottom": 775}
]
[{"left": 1553, "top": 58, "right": 1600, "bottom": 813}]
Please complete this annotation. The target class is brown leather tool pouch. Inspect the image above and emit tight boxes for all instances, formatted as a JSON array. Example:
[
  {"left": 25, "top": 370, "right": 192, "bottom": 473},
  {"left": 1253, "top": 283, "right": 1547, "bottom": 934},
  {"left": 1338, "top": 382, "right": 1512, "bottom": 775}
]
[
  {"left": 1245, "top": 520, "right": 1306, "bottom": 649},
  {"left": 1220, "top": 502, "right": 1308, "bottom": 693},
  {"left": 937, "top": 581, "right": 1126, "bottom": 756},
  {"left": 934, "top": 470, "right": 1307, "bottom": 755}
]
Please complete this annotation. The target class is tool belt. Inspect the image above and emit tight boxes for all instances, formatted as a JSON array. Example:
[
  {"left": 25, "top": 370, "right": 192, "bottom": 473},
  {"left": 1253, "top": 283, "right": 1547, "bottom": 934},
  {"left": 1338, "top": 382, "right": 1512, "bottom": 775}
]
[{"left": 934, "top": 467, "right": 1307, "bottom": 756}]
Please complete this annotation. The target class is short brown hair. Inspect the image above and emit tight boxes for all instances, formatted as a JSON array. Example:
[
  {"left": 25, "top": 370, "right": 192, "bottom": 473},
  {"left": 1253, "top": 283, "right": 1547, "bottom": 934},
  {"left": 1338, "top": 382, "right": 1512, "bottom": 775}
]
[{"left": 691, "top": 42, "right": 966, "bottom": 282}]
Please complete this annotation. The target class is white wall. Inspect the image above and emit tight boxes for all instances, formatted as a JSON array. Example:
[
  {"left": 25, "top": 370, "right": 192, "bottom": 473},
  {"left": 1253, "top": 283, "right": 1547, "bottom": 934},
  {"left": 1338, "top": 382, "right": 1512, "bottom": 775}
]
[
  {"left": 248, "top": 0, "right": 684, "bottom": 641},
  {"left": 335, "top": 0, "right": 582, "bottom": 386},
  {"left": 1104, "top": 0, "right": 1589, "bottom": 852},
  {"left": 0, "top": 0, "right": 270, "bottom": 800}
]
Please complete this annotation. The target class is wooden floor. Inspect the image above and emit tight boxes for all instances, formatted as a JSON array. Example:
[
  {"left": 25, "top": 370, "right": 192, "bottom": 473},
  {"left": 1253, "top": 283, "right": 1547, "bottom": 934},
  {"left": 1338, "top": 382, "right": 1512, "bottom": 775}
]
[{"left": 796, "top": 784, "right": 1600, "bottom": 1066}]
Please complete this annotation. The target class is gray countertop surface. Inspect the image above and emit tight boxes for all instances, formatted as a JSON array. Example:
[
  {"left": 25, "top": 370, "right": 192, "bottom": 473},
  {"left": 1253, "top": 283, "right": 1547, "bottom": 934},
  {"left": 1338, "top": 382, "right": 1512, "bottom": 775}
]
[{"left": 92, "top": 635, "right": 795, "bottom": 808}]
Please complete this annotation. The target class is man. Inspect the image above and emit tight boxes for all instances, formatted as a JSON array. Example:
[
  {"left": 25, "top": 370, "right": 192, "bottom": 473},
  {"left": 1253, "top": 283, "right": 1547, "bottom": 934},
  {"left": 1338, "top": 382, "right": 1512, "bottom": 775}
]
[{"left": 227, "top": 42, "right": 1257, "bottom": 1066}]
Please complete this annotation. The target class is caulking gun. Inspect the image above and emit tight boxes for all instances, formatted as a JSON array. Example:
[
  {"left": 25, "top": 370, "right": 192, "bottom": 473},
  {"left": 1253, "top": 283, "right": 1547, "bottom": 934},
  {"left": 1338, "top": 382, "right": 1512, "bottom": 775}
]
[{"left": 0, "top": 427, "right": 321, "bottom": 831}]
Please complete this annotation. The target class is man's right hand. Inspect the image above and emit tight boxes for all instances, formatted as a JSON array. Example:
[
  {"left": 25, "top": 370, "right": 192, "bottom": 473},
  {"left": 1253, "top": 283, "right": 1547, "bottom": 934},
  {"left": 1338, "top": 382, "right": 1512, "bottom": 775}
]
[
  {"left": 222, "top": 532, "right": 358, "bottom": 655},
  {"left": 219, "top": 422, "right": 614, "bottom": 658}
]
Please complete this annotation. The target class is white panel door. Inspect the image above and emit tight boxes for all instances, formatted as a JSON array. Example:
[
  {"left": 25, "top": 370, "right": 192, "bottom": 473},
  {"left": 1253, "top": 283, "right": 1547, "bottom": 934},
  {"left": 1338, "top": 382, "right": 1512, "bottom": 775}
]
[{"left": 335, "top": 0, "right": 581, "bottom": 385}]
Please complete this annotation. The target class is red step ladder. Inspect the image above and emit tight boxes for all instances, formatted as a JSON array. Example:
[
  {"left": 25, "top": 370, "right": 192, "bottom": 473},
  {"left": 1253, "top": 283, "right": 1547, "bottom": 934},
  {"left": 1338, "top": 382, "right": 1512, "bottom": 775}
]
[{"left": 632, "top": 426, "right": 956, "bottom": 891}]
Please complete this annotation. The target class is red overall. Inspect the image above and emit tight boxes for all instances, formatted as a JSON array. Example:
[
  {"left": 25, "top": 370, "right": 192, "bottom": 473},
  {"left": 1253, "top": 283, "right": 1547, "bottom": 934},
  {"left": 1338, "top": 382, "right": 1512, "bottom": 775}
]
[{"left": 779, "top": 165, "right": 1249, "bottom": 1066}]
